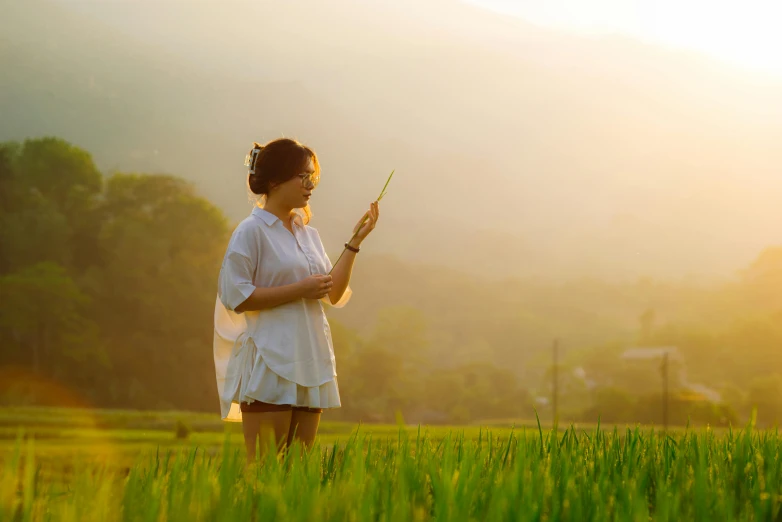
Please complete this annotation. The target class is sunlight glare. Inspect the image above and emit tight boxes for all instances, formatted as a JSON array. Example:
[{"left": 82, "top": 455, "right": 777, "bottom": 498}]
[{"left": 467, "top": 0, "right": 782, "bottom": 75}]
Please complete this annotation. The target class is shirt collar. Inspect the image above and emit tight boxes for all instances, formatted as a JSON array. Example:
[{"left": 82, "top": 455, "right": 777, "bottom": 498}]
[{"left": 252, "top": 207, "right": 303, "bottom": 228}]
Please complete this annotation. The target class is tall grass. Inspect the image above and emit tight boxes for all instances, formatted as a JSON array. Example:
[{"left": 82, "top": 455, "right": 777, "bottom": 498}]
[{"left": 2, "top": 424, "right": 782, "bottom": 521}]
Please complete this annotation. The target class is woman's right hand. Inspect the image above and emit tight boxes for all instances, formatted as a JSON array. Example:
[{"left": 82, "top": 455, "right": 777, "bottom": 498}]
[{"left": 298, "top": 274, "right": 333, "bottom": 299}]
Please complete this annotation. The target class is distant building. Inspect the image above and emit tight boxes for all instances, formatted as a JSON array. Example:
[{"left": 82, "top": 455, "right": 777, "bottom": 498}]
[{"left": 621, "top": 346, "right": 680, "bottom": 361}]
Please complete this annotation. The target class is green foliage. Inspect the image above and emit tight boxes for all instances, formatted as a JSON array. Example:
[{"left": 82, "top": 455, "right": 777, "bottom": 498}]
[
  {"left": 747, "top": 374, "right": 782, "bottom": 426},
  {"left": 0, "top": 262, "right": 103, "bottom": 386},
  {"left": 581, "top": 388, "right": 738, "bottom": 427},
  {"left": 3, "top": 136, "right": 782, "bottom": 427},
  {"left": 4, "top": 424, "right": 782, "bottom": 521},
  {"left": 0, "top": 138, "right": 229, "bottom": 411}
]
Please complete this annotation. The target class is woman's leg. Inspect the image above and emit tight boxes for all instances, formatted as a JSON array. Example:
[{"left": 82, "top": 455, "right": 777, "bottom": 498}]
[
  {"left": 242, "top": 411, "right": 292, "bottom": 463},
  {"left": 287, "top": 409, "right": 322, "bottom": 449}
]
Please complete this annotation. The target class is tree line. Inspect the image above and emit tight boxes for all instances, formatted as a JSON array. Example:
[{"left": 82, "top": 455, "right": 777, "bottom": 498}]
[
  {"left": 2, "top": 137, "right": 781, "bottom": 427},
  {"left": 0, "top": 137, "right": 530, "bottom": 423}
]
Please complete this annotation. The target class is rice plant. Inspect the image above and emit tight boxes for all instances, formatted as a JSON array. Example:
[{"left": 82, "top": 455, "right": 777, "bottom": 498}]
[{"left": 3, "top": 422, "right": 782, "bottom": 521}]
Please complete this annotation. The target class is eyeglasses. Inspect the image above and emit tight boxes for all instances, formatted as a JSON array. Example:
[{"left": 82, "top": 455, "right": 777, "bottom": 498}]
[{"left": 298, "top": 173, "right": 319, "bottom": 189}]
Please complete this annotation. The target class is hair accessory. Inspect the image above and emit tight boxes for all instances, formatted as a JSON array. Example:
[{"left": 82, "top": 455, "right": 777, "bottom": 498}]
[{"left": 244, "top": 145, "right": 263, "bottom": 175}]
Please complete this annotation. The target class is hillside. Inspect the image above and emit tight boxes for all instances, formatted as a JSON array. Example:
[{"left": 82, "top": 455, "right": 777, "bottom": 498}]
[{"left": 2, "top": 0, "right": 781, "bottom": 281}]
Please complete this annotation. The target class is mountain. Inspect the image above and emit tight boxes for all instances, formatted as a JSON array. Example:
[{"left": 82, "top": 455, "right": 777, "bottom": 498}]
[{"left": 3, "top": 0, "right": 781, "bottom": 281}]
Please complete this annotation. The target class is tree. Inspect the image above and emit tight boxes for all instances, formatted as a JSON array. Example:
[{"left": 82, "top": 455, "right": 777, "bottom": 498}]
[
  {"left": 0, "top": 138, "right": 102, "bottom": 275},
  {"left": 747, "top": 374, "right": 782, "bottom": 427},
  {"left": 15, "top": 137, "right": 102, "bottom": 209},
  {"left": 581, "top": 387, "right": 636, "bottom": 423},
  {"left": 329, "top": 318, "right": 361, "bottom": 360},
  {"left": 90, "top": 172, "right": 229, "bottom": 409},
  {"left": 0, "top": 142, "right": 20, "bottom": 215},
  {"left": 421, "top": 362, "right": 530, "bottom": 423},
  {"left": 0, "top": 190, "right": 72, "bottom": 274},
  {"left": 370, "top": 306, "right": 430, "bottom": 363},
  {"left": 15, "top": 138, "right": 104, "bottom": 273},
  {"left": 0, "top": 262, "right": 104, "bottom": 378},
  {"left": 330, "top": 337, "right": 406, "bottom": 422}
]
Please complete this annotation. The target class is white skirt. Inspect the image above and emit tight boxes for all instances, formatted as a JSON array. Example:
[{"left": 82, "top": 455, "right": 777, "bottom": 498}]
[{"left": 240, "top": 356, "right": 341, "bottom": 410}]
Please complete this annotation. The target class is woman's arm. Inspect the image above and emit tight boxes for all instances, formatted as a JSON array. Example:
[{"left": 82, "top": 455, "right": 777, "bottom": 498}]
[
  {"left": 328, "top": 200, "right": 379, "bottom": 304},
  {"left": 235, "top": 282, "right": 304, "bottom": 313},
  {"left": 328, "top": 240, "right": 359, "bottom": 305},
  {"left": 236, "top": 275, "right": 334, "bottom": 313}
]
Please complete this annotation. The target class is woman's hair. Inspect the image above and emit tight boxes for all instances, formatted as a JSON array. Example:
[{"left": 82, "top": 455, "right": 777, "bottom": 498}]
[{"left": 246, "top": 138, "right": 320, "bottom": 223}]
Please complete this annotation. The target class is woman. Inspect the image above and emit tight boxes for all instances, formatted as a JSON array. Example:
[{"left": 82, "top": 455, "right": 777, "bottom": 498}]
[{"left": 213, "top": 138, "right": 379, "bottom": 462}]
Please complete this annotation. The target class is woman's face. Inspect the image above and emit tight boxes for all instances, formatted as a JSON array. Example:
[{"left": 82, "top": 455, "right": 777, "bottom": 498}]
[{"left": 269, "top": 157, "right": 317, "bottom": 209}]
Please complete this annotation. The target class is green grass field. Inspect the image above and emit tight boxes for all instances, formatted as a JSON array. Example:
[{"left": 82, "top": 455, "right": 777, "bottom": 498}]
[{"left": 2, "top": 407, "right": 781, "bottom": 521}]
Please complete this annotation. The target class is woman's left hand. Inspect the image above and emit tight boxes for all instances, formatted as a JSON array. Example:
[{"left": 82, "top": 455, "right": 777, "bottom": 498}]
[{"left": 351, "top": 201, "right": 379, "bottom": 245}]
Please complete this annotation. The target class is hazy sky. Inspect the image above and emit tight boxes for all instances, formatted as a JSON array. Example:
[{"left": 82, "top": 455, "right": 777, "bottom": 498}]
[
  {"left": 5, "top": 0, "right": 782, "bottom": 282},
  {"left": 468, "top": 0, "right": 782, "bottom": 75}
]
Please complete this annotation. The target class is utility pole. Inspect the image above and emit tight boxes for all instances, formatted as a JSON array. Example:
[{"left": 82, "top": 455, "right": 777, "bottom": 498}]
[
  {"left": 552, "top": 338, "right": 559, "bottom": 426},
  {"left": 661, "top": 351, "right": 669, "bottom": 432}
]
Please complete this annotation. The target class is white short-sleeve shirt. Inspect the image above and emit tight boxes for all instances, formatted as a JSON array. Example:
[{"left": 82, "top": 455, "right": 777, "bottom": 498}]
[{"left": 213, "top": 207, "right": 351, "bottom": 420}]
